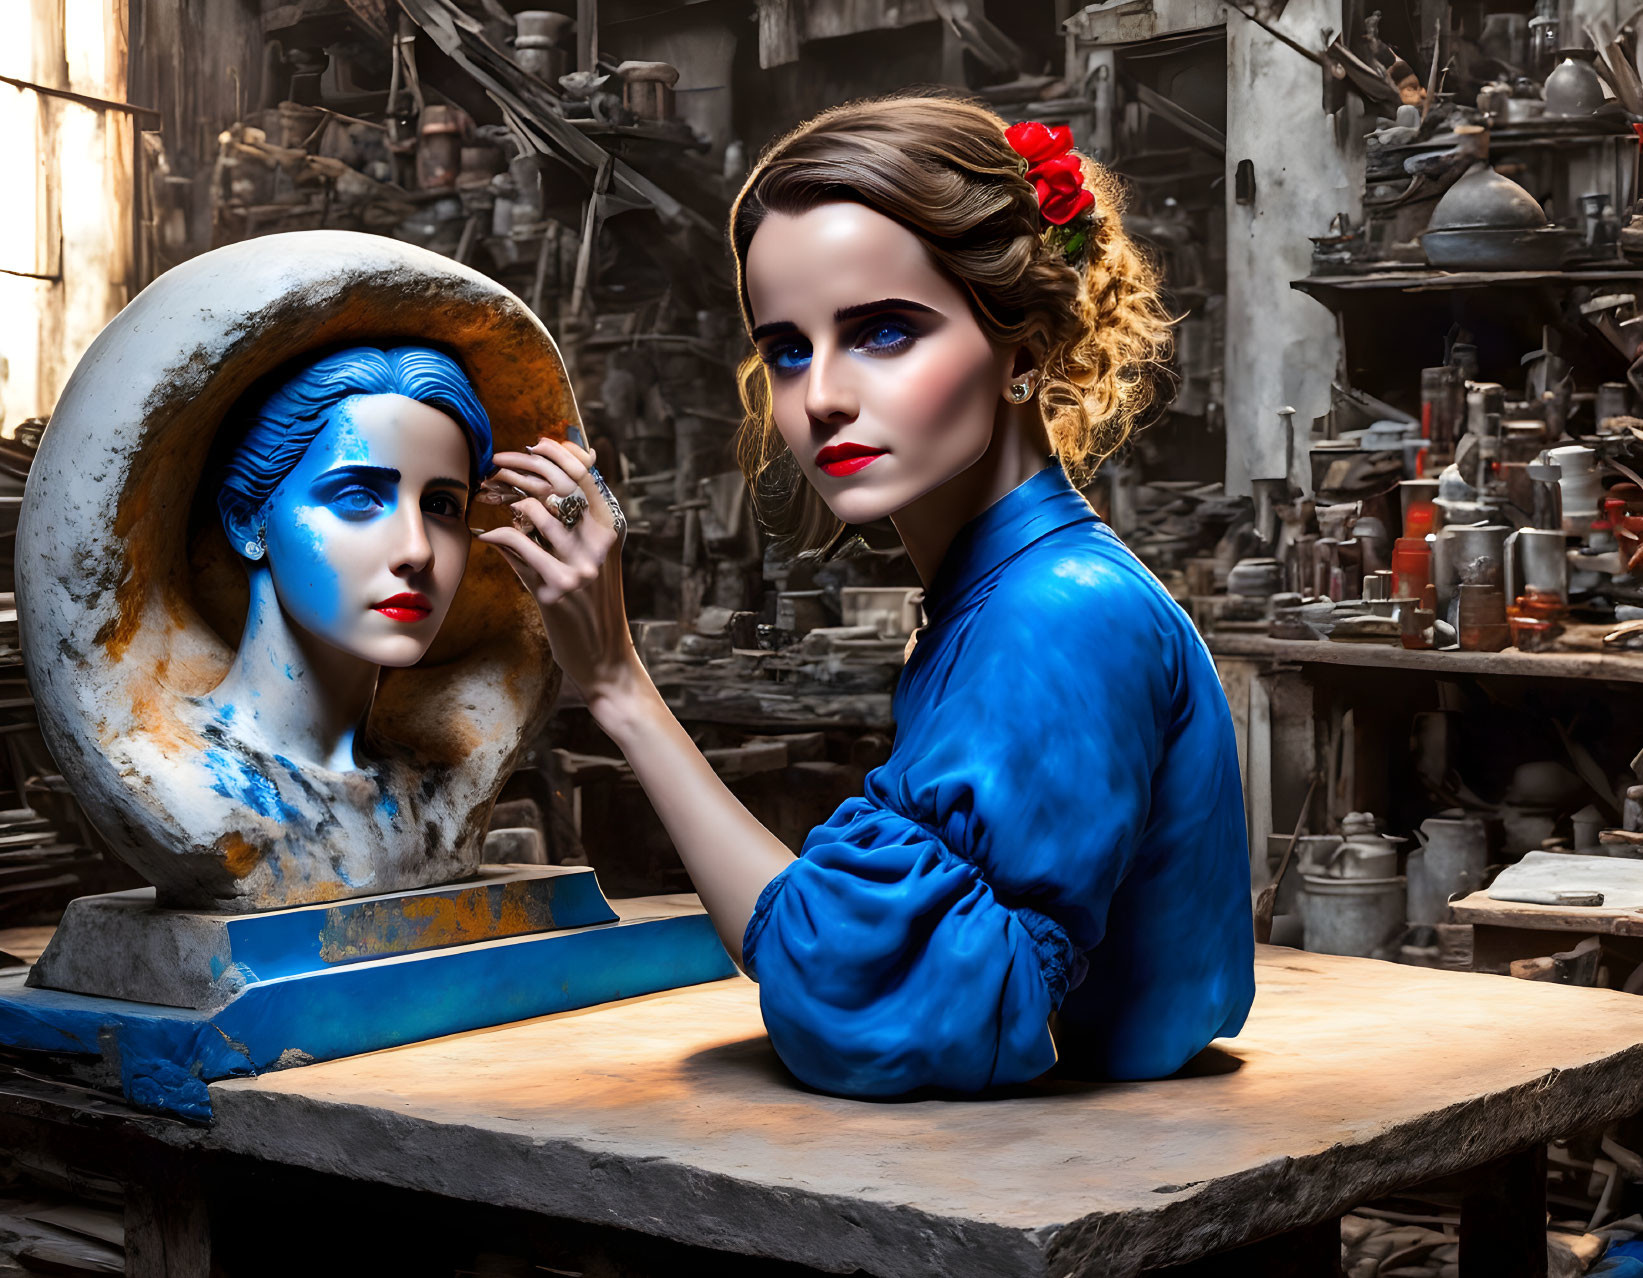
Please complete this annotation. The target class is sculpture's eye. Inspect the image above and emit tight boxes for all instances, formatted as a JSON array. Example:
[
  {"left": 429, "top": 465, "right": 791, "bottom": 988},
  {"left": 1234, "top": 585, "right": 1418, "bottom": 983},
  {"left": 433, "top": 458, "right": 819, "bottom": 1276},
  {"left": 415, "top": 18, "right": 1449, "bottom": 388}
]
[{"left": 332, "top": 487, "right": 384, "bottom": 519}]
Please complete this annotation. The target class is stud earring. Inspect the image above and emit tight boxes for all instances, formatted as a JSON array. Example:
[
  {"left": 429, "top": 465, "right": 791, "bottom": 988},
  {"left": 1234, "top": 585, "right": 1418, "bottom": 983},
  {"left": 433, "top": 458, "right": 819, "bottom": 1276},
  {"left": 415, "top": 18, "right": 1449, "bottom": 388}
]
[{"left": 1007, "top": 371, "right": 1039, "bottom": 403}]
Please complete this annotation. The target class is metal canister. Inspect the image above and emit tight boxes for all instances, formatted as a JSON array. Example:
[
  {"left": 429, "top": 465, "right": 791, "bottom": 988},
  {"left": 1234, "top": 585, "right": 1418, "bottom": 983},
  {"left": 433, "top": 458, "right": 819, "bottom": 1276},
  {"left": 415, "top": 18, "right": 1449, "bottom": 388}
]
[
  {"left": 416, "top": 104, "right": 467, "bottom": 191},
  {"left": 1421, "top": 366, "right": 1462, "bottom": 465}
]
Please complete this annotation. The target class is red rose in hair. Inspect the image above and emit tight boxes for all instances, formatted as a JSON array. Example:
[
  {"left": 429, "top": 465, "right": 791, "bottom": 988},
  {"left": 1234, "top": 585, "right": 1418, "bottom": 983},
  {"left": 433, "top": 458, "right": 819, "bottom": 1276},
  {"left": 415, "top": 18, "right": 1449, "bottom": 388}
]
[
  {"left": 1005, "top": 120, "right": 1074, "bottom": 166},
  {"left": 1029, "top": 153, "right": 1096, "bottom": 225}
]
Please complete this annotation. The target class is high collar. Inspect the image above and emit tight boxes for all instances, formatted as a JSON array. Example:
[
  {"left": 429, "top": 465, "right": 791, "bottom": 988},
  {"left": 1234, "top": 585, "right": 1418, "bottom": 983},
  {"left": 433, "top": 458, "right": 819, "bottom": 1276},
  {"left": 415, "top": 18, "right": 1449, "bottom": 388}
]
[{"left": 920, "top": 460, "right": 1098, "bottom": 624}]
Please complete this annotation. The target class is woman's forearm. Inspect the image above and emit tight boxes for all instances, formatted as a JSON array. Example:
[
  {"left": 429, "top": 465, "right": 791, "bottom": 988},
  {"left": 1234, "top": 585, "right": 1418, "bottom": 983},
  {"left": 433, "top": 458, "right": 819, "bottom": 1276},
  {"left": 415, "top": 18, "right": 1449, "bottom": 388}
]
[{"left": 586, "top": 664, "right": 796, "bottom": 967}]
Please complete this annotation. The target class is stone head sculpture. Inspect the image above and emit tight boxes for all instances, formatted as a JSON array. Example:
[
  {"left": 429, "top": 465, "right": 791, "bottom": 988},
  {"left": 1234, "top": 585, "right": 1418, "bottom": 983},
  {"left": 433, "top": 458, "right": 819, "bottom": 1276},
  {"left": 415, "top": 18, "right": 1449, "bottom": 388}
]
[
  {"left": 18, "top": 232, "right": 571, "bottom": 912},
  {"left": 210, "top": 345, "right": 494, "bottom": 771}
]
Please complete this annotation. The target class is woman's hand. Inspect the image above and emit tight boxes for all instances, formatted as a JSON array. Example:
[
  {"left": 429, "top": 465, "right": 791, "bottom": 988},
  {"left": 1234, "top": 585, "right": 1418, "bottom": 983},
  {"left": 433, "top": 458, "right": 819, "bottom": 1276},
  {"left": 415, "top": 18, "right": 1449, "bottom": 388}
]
[{"left": 475, "top": 435, "right": 644, "bottom": 706}]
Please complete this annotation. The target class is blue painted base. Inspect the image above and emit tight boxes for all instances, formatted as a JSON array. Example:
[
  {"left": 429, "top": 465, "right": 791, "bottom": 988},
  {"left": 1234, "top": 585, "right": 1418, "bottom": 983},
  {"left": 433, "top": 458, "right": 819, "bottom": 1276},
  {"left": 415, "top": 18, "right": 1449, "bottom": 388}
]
[{"left": 0, "top": 910, "right": 735, "bottom": 1122}]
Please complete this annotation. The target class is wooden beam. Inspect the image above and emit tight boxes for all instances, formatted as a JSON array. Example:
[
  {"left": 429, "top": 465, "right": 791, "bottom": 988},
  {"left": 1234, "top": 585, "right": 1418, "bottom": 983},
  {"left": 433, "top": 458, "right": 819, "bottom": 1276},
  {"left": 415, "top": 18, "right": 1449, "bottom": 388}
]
[
  {"left": 577, "top": 0, "right": 598, "bottom": 73},
  {"left": 0, "top": 73, "right": 160, "bottom": 121}
]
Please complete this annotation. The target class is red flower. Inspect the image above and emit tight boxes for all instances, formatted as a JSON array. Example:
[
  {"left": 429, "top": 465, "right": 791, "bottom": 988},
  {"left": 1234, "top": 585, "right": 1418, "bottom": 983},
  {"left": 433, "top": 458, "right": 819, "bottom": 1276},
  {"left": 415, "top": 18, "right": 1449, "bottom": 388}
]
[
  {"left": 1005, "top": 120, "right": 1075, "bottom": 165},
  {"left": 1029, "top": 153, "right": 1095, "bottom": 225}
]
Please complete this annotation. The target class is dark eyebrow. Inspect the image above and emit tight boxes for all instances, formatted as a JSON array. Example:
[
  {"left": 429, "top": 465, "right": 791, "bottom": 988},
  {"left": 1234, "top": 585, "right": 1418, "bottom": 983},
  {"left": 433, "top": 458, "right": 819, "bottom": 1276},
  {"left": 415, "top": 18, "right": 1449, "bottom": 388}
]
[
  {"left": 750, "top": 319, "right": 797, "bottom": 343},
  {"left": 317, "top": 464, "right": 399, "bottom": 484},
  {"left": 751, "top": 298, "right": 938, "bottom": 343},
  {"left": 427, "top": 476, "right": 468, "bottom": 492},
  {"left": 833, "top": 298, "right": 938, "bottom": 323}
]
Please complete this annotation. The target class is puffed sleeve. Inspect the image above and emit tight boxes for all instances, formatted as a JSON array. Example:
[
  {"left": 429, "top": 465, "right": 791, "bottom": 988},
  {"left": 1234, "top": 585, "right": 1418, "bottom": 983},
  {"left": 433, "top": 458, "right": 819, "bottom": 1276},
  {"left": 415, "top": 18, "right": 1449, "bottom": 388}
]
[{"left": 741, "top": 540, "right": 1182, "bottom": 1097}]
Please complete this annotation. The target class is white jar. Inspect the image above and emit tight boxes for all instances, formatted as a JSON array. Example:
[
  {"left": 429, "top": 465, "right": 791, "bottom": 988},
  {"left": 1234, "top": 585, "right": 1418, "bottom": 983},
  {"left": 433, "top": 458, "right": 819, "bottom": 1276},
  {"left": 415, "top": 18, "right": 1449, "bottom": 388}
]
[{"left": 1548, "top": 445, "right": 1602, "bottom": 533}]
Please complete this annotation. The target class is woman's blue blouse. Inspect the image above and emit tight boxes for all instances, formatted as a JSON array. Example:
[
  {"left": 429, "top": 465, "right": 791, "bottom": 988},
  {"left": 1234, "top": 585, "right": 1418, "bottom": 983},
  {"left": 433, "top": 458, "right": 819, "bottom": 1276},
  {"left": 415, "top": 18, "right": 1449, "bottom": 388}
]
[{"left": 740, "top": 462, "right": 1255, "bottom": 1097}]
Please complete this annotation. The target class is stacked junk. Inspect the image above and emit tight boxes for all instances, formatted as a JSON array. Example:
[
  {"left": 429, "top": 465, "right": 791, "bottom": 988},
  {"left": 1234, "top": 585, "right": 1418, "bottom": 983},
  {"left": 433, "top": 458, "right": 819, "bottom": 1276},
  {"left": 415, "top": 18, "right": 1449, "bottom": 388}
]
[
  {"left": 1274, "top": 740, "right": 1643, "bottom": 973},
  {"left": 1213, "top": 372, "right": 1643, "bottom": 655},
  {"left": 1211, "top": 3, "right": 1643, "bottom": 657},
  {"left": 1217, "top": 5, "right": 1643, "bottom": 985}
]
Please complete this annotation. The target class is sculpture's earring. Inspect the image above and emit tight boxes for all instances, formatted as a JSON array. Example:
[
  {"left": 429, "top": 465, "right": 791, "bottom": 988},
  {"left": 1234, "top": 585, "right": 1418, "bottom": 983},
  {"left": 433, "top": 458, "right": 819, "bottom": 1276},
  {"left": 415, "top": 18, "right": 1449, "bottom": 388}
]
[
  {"left": 243, "top": 534, "right": 266, "bottom": 561},
  {"left": 1007, "top": 370, "right": 1040, "bottom": 403}
]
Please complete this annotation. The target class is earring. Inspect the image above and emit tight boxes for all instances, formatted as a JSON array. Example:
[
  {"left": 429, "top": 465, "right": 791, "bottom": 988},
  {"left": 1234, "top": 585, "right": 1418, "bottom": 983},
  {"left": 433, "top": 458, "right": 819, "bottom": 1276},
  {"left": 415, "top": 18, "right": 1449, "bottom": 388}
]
[
  {"left": 243, "top": 536, "right": 265, "bottom": 560},
  {"left": 1008, "top": 371, "right": 1039, "bottom": 403}
]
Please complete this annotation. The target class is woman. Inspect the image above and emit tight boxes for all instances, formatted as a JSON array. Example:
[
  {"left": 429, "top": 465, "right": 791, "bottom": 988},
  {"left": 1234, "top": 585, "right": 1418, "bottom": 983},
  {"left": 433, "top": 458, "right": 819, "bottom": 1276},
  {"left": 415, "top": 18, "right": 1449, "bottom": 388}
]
[{"left": 480, "top": 95, "right": 1255, "bottom": 1097}]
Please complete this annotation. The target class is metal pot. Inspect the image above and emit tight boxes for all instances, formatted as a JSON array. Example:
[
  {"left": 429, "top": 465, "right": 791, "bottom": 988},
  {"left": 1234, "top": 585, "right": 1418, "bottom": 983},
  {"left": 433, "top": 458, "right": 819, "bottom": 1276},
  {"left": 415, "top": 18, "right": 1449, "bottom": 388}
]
[
  {"left": 1420, "top": 225, "right": 1579, "bottom": 270},
  {"left": 1300, "top": 874, "right": 1408, "bottom": 960},
  {"left": 1427, "top": 162, "right": 1548, "bottom": 232},
  {"left": 1544, "top": 49, "right": 1607, "bottom": 117}
]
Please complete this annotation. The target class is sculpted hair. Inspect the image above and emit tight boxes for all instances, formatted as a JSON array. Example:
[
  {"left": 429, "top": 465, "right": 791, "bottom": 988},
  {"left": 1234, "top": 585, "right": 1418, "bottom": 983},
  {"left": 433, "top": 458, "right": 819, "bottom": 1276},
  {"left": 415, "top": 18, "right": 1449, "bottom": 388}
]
[
  {"left": 217, "top": 344, "right": 495, "bottom": 538},
  {"left": 729, "top": 94, "right": 1174, "bottom": 553}
]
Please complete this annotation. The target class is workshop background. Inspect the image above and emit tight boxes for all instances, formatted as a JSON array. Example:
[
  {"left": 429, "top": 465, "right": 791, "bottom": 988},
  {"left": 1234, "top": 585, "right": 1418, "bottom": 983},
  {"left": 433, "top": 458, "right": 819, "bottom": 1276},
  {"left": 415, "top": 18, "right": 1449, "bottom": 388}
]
[{"left": 5, "top": 0, "right": 1643, "bottom": 1272}]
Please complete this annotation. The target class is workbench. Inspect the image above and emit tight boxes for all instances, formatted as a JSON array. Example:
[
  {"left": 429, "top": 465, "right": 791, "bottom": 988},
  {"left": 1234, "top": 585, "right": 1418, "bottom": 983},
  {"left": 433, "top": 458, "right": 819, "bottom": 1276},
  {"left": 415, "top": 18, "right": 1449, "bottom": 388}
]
[
  {"left": 4, "top": 945, "right": 1643, "bottom": 1276},
  {"left": 1449, "top": 888, "right": 1643, "bottom": 987}
]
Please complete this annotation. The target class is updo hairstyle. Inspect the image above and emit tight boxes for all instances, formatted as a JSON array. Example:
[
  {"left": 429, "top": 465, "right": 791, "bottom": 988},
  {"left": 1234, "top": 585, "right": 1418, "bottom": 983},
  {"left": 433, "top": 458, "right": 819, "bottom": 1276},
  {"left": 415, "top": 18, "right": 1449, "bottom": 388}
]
[
  {"left": 216, "top": 344, "right": 495, "bottom": 551},
  {"left": 729, "top": 94, "right": 1174, "bottom": 553}
]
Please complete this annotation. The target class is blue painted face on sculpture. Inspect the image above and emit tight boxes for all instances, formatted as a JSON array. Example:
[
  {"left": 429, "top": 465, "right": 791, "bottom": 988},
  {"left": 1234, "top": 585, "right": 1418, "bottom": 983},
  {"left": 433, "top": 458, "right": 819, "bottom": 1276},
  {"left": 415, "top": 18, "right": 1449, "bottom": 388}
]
[
  {"left": 257, "top": 394, "right": 475, "bottom": 667},
  {"left": 217, "top": 345, "right": 493, "bottom": 669},
  {"left": 259, "top": 403, "right": 371, "bottom": 639}
]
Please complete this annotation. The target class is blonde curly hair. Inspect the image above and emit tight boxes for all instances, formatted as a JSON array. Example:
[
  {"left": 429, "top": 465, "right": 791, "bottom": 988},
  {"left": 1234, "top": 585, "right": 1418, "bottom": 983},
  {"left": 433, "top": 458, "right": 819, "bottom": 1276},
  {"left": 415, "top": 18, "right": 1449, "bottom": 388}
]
[{"left": 729, "top": 92, "right": 1174, "bottom": 554}]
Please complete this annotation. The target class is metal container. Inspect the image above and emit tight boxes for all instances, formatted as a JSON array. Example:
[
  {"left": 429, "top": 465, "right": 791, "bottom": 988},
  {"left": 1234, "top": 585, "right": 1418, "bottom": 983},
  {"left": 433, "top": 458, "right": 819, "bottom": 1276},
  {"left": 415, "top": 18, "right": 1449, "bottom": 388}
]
[
  {"left": 1406, "top": 850, "right": 1445, "bottom": 925},
  {"left": 1427, "top": 162, "right": 1548, "bottom": 231},
  {"left": 456, "top": 144, "right": 505, "bottom": 192},
  {"left": 1415, "top": 816, "right": 1488, "bottom": 906},
  {"left": 1442, "top": 522, "right": 1509, "bottom": 587},
  {"left": 1597, "top": 382, "right": 1631, "bottom": 427},
  {"left": 513, "top": 11, "right": 572, "bottom": 82},
  {"left": 1548, "top": 444, "right": 1601, "bottom": 533},
  {"left": 1544, "top": 49, "right": 1607, "bottom": 117},
  {"left": 1300, "top": 874, "right": 1408, "bottom": 960},
  {"left": 1419, "top": 162, "right": 1576, "bottom": 269},
  {"left": 1505, "top": 527, "right": 1570, "bottom": 601},
  {"left": 416, "top": 104, "right": 467, "bottom": 191},
  {"left": 1457, "top": 583, "right": 1510, "bottom": 651},
  {"left": 1420, "top": 226, "right": 1579, "bottom": 270}
]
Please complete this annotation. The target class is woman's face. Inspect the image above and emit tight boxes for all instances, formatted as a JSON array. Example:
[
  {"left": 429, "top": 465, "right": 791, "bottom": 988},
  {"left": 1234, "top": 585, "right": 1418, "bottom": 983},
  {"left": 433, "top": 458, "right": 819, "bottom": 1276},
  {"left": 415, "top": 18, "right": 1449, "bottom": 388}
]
[
  {"left": 260, "top": 393, "right": 472, "bottom": 668},
  {"left": 743, "top": 201, "right": 1015, "bottom": 526}
]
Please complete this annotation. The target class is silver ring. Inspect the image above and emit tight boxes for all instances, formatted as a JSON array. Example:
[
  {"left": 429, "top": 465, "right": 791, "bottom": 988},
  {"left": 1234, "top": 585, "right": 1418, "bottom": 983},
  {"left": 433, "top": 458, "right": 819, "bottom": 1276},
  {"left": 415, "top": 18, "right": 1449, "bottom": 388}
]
[{"left": 549, "top": 491, "right": 588, "bottom": 529}]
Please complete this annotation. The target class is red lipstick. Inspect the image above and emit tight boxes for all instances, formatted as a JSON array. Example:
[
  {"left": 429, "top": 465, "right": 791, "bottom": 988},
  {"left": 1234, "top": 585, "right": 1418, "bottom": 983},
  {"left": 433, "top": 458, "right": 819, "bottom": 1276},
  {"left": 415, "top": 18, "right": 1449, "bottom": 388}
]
[
  {"left": 373, "top": 592, "right": 433, "bottom": 623},
  {"left": 816, "top": 442, "right": 887, "bottom": 477}
]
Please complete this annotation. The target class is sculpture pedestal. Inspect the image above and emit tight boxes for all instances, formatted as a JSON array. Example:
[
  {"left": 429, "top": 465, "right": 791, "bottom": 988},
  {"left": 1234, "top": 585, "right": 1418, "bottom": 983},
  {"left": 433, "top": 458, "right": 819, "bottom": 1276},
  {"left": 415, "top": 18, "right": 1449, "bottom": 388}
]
[{"left": 0, "top": 867, "right": 734, "bottom": 1121}]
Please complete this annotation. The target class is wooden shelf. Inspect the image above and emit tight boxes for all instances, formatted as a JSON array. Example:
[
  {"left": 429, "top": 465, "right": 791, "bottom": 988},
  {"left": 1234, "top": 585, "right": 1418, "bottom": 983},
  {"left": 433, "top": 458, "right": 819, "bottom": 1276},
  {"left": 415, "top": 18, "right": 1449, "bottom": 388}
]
[
  {"left": 1448, "top": 889, "right": 1643, "bottom": 937},
  {"left": 1207, "top": 627, "right": 1643, "bottom": 684},
  {"left": 1293, "top": 267, "right": 1643, "bottom": 304}
]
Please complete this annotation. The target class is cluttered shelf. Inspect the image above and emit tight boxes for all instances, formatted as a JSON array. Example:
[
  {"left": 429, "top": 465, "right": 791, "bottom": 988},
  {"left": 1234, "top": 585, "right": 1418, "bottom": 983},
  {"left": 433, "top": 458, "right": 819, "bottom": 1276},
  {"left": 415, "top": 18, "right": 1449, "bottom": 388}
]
[{"left": 1206, "top": 623, "right": 1643, "bottom": 683}]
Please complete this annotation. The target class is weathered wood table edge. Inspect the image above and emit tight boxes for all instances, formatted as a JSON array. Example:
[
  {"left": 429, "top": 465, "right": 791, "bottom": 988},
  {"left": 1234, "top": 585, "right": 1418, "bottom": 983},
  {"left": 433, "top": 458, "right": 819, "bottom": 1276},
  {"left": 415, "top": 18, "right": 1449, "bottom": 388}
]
[{"left": 5, "top": 944, "right": 1643, "bottom": 1277}]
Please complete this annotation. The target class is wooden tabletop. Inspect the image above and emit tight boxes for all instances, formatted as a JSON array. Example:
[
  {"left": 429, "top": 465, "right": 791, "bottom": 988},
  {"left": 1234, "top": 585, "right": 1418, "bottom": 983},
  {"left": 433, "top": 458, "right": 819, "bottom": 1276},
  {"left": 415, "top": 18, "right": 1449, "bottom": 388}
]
[{"left": 202, "top": 946, "right": 1643, "bottom": 1278}]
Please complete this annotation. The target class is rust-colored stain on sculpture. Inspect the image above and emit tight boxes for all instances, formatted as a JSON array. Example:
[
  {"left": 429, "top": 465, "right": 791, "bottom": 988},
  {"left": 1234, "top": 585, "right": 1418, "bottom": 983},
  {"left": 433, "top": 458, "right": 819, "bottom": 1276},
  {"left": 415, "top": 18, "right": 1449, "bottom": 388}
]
[{"left": 317, "top": 879, "right": 566, "bottom": 963}]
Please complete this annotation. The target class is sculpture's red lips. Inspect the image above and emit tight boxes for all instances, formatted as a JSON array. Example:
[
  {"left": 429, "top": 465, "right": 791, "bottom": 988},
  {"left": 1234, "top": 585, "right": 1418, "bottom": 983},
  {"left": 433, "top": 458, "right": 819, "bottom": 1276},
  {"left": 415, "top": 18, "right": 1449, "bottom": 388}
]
[
  {"left": 373, "top": 592, "right": 432, "bottom": 622},
  {"left": 816, "top": 442, "right": 886, "bottom": 476}
]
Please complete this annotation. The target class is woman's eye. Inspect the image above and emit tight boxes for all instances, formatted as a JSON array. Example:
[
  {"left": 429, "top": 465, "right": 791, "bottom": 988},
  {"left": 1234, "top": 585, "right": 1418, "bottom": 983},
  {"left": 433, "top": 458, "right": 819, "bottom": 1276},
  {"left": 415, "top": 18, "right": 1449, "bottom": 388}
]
[
  {"left": 857, "top": 322, "right": 915, "bottom": 354},
  {"left": 424, "top": 492, "right": 464, "bottom": 519},
  {"left": 764, "top": 342, "right": 812, "bottom": 374}
]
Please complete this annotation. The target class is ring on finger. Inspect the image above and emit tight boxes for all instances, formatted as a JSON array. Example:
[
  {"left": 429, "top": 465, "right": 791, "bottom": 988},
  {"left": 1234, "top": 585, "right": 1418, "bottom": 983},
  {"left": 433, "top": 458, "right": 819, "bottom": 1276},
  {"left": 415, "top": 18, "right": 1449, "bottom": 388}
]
[{"left": 549, "top": 491, "right": 588, "bottom": 529}]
